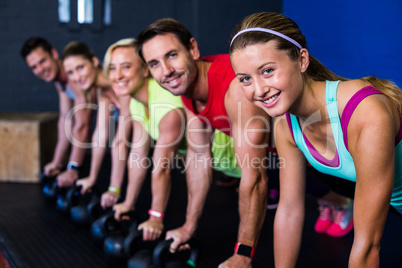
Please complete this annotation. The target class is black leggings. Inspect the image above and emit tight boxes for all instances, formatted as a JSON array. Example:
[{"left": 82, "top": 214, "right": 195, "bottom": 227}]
[
  {"left": 306, "top": 167, "right": 356, "bottom": 199},
  {"left": 266, "top": 152, "right": 351, "bottom": 199}
]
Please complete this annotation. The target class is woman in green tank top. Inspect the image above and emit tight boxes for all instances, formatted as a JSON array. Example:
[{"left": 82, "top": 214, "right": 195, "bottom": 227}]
[{"left": 103, "top": 38, "right": 186, "bottom": 241}]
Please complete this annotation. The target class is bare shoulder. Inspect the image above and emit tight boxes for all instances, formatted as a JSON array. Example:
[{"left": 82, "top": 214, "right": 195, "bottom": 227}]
[
  {"left": 339, "top": 79, "right": 394, "bottom": 116},
  {"left": 118, "top": 94, "right": 132, "bottom": 105},
  {"left": 54, "top": 82, "right": 63, "bottom": 93},
  {"left": 225, "top": 79, "right": 268, "bottom": 119},
  {"left": 225, "top": 79, "right": 271, "bottom": 149},
  {"left": 68, "top": 82, "right": 81, "bottom": 94},
  {"left": 340, "top": 79, "right": 370, "bottom": 91},
  {"left": 337, "top": 79, "right": 375, "bottom": 114},
  {"left": 347, "top": 86, "right": 398, "bottom": 148},
  {"left": 274, "top": 114, "right": 295, "bottom": 146},
  {"left": 159, "top": 108, "right": 185, "bottom": 130},
  {"left": 338, "top": 79, "right": 369, "bottom": 97}
]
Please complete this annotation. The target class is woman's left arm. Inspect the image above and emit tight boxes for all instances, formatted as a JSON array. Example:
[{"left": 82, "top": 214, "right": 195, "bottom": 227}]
[{"left": 348, "top": 97, "right": 396, "bottom": 268}]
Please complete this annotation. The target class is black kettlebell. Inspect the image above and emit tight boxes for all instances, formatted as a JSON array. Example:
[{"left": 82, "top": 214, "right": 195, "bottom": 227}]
[
  {"left": 70, "top": 187, "right": 101, "bottom": 226},
  {"left": 153, "top": 238, "right": 200, "bottom": 268},
  {"left": 87, "top": 199, "right": 106, "bottom": 223},
  {"left": 40, "top": 172, "right": 57, "bottom": 199},
  {"left": 56, "top": 184, "right": 81, "bottom": 213},
  {"left": 91, "top": 210, "right": 117, "bottom": 244},
  {"left": 41, "top": 175, "right": 60, "bottom": 200},
  {"left": 40, "top": 172, "right": 53, "bottom": 184},
  {"left": 127, "top": 249, "right": 153, "bottom": 268},
  {"left": 91, "top": 210, "right": 138, "bottom": 243},
  {"left": 103, "top": 211, "right": 140, "bottom": 262},
  {"left": 126, "top": 229, "right": 164, "bottom": 268}
]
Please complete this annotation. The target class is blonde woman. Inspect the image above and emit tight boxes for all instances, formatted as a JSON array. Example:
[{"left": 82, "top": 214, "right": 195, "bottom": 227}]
[{"left": 103, "top": 38, "right": 186, "bottom": 240}]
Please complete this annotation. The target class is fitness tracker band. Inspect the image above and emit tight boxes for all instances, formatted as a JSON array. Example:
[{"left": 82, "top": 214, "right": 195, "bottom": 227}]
[
  {"left": 108, "top": 186, "right": 121, "bottom": 194},
  {"left": 67, "top": 161, "right": 80, "bottom": 171},
  {"left": 148, "top": 209, "right": 164, "bottom": 218},
  {"left": 234, "top": 242, "right": 256, "bottom": 258}
]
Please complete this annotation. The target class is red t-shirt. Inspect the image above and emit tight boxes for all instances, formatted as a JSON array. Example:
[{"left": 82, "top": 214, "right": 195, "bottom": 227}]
[{"left": 181, "top": 54, "right": 235, "bottom": 136}]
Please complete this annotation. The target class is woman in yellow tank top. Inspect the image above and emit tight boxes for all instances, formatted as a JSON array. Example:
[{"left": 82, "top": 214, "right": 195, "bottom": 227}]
[{"left": 103, "top": 38, "right": 186, "bottom": 240}]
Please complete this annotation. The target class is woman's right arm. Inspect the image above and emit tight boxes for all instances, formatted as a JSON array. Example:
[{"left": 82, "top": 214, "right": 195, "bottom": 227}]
[
  {"left": 44, "top": 85, "right": 72, "bottom": 176},
  {"left": 77, "top": 88, "right": 112, "bottom": 193},
  {"left": 112, "top": 120, "right": 151, "bottom": 220},
  {"left": 109, "top": 96, "right": 133, "bottom": 192},
  {"left": 138, "top": 108, "right": 185, "bottom": 241},
  {"left": 273, "top": 115, "right": 307, "bottom": 268}
]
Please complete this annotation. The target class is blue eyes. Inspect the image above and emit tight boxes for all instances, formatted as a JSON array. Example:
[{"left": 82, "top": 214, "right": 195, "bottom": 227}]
[
  {"left": 239, "top": 68, "right": 273, "bottom": 84},
  {"left": 109, "top": 64, "right": 131, "bottom": 72},
  {"left": 263, "top": 68, "right": 273, "bottom": 75},
  {"left": 147, "top": 62, "right": 157, "bottom": 69},
  {"left": 240, "top": 76, "right": 251, "bottom": 83}
]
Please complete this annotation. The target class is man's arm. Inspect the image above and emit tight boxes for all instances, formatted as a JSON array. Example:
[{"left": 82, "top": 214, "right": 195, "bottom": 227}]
[
  {"left": 166, "top": 106, "right": 213, "bottom": 252},
  {"left": 220, "top": 80, "right": 270, "bottom": 268}
]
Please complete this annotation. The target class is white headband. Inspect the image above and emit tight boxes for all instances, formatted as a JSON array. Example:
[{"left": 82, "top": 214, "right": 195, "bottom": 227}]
[{"left": 230, "top": 27, "right": 302, "bottom": 50}]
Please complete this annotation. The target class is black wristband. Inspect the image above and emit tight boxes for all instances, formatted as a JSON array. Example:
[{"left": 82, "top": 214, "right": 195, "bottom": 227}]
[
  {"left": 67, "top": 161, "right": 80, "bottom": 171},
  {"left": 234, "top": 242, "right": 256, "bottom": 258}
]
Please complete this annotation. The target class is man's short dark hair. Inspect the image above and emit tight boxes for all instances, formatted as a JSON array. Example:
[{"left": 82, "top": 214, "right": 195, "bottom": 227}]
[
  {"left": 20, "top": 37, "right": 53, "bottom": 60},
  {"left": 137, "top": 18, "right": 193, "bottom": 62}
]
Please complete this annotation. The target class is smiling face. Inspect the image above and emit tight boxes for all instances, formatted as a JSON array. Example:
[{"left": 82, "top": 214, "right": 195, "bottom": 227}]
[
  {"left": 25, "top": 47, "right": 59, "bottom": 82},
  {"left": 141, "top": 33, "right": 198, "bottom": 96},
  {"left": 63, "top": 55, "right": 98, "bottom": 91},
  {"left": 230, "top": 41, "right": 308, "bottom": 117},
  {"left": 108, "top": 46, "right": 148, "bottom": 96}
]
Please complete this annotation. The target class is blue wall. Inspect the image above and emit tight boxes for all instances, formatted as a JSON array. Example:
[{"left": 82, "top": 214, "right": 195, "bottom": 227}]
[{"left": 284, "top": 0, "right": 402, "bottom": 87}]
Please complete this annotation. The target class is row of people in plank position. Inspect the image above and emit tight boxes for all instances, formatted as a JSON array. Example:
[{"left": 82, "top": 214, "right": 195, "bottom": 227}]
[{"left": 20, "top": 11, "right": 402, "bottom": 268}]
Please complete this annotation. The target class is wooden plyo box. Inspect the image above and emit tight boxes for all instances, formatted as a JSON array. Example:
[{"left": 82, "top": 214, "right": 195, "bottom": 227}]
[{"left": 0, "top": 113, "right": 59, "bottom": 183}]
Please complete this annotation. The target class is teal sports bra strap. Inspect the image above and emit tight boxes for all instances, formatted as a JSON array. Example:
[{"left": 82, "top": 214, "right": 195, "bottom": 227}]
[
  {"left": 324, "top": 80, "right": 356, "bottom": 181},
  {"left": 326, "top": 80, "right": 351, "bottom": 156},
  {"left": 325, "top": 80, "right": 342, "bottom": 150}
]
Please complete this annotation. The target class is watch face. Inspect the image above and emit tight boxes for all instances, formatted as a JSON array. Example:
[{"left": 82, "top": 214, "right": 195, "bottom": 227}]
[{"left": 235, "top": 243, "right": 255, "bottom": 257}]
